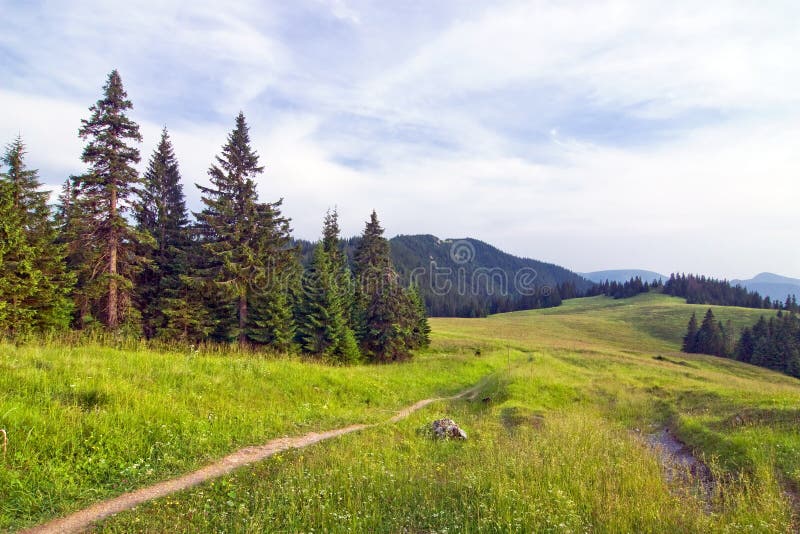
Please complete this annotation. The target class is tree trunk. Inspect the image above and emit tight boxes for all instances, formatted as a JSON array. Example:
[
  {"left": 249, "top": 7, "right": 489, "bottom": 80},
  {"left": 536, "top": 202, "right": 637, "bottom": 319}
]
[
  {"left": 238, "top": 291, "right": 247, "bottom": 347},
  {"left": 108, "top": 188, "right": 118, "bottom": 329}
]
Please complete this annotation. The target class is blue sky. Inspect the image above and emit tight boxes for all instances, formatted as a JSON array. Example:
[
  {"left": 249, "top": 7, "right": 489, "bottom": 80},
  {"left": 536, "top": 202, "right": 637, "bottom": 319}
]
[{"left": 1, "top": 0, "right": 799, "bottom": 279}]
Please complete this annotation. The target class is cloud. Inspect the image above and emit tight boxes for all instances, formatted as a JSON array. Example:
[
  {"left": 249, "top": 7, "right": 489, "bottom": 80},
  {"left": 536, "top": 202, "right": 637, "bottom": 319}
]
[
  {"left": 1, "top": 0, "right": 798, "bottom": 279},
  {"left": 317, "top": 0, "right": 361, "bottom": 25},
  {"left": 370, "top": 1, "right": 800, "bottom": 117}
]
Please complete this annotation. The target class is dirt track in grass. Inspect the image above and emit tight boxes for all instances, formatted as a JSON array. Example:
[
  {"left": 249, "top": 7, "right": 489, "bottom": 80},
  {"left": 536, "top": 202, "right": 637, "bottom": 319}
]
[{"left": 23, "top": 381, "right": 487, "bottom": 534}]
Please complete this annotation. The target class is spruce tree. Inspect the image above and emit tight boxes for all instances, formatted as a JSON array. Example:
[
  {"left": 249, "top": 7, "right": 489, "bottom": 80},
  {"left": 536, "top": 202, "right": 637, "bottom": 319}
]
[
  {"left": 195, "top": 112, "right": 296, "bottom": 346},
  {"left": 73, "top": 70, "right": 143, "bottom": 329},
  {"left": 354, "top": 211, "right": 392, "bottom": 276},
  {"left": 134, "top": 128, "right": 191, "bottom": 338},
  {"left": 695, "top": 308, "right": 724, "bottom": 356},
  {"left": 297, "top": 244, "right": 341, "bottom": 354},
  {"left": 247, "top": 201, "right": 299, "bottom": 347},
  {"left": 57, "top": 175, "right": 97, "bottom": 326},
  {"left": 735, "top": 327, "right": 755, "bottom": 363},
  {"left": 0, "top": 138, "right": 73, "bottom": 334},
  {"left": 322, "top": 208, "right": 359, "bottom": 333},
  {"left": 404, "top": 284, "right": 431, "bottom": 349},
  {"left": 722, "top": 319, "right": 735, "bottom": 357},
  {"left": 0, "top": 178, "right": 37, "bottom": 335},
  {"left": 249, "top": 279, "right": 296, "bottom": 351},
  {"left": 354, "top": 210, "right": 420, "bottom": 361},
  {"left": 682, "top": 311, "right": 698, "bottom": 353},
  {"left": 296, "top": 213, "right": 360, "bottom": 362}
]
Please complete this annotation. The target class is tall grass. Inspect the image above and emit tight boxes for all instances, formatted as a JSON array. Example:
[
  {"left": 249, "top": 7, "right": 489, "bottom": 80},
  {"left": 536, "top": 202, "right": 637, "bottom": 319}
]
[
  {"left": 99, "top": 399, "right": 794, "bottom": 532},
  {"left": 5, "top": 293, "right": 799, "bottom": 532},
  {"left": 0, "top": 342, "right": 509, "bottom": 530}
]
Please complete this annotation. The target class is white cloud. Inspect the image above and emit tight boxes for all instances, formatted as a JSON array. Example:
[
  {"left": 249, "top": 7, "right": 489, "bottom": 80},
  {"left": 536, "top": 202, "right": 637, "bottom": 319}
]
[
  {"left": 369, "top": 1, "right": 800, "bottom": 117},
  {"left": 317, "top": 0, "right": 361, "bottom": 25},
  {"left": 2, "top": 0, "right": 799, "bottom": 279}
]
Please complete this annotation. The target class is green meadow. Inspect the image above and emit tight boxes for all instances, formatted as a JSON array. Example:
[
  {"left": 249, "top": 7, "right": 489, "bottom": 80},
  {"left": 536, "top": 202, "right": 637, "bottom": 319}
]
[{"left": 3, "top": 293, "right": 799, "bottom": 532}]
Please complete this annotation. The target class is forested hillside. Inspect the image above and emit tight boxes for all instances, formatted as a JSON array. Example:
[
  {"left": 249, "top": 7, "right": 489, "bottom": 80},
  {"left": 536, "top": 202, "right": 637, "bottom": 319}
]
[
  {"left": 297, "top": 235, "right": 592, "bottom": 317},
  {"left": 389, "top": 235, "right": 592, "bottom": 317}
]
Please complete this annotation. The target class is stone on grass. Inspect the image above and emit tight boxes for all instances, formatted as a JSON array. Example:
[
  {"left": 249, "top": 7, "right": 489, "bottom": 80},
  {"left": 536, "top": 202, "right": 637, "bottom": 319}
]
[{"left": 431, "top": 418, "right": 467, "bottom": 440}]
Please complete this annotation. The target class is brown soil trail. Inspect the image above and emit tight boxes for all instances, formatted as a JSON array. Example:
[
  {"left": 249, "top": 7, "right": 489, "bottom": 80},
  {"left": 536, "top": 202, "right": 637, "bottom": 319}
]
[{"left": 23, "top": 382, "right": 485, "bottom": 534}]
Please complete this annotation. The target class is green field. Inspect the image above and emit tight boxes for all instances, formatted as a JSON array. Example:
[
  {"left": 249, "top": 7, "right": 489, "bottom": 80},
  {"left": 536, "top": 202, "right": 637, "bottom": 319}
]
[{"left": 3, "top": 294, "right": 798, "bottom": 532}]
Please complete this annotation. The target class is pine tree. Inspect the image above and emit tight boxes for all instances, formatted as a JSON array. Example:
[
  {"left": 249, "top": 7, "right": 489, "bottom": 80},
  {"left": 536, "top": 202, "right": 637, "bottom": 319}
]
[
  {"left": 735, "top": 314, "right": 800, "bottom": 377},
  {"left": 57, "top": 175, "right": 96, "bottom": 326},
  {"left": 354, "top": 211, "right": 392, "bottom": 276},
  {"left": 722, "top": 319, "right": 735, "bottom": 357},
  {"left": 735, "top": 327, "right": 755, "bottom": 363},
  {"left": 322, "top": 208, "right": 358, "bottom": 331},
  {"left": 247, "top": 201, "right": 299, "bottom": 347},
  {"left": 296, "top": 214, "right": 360, "bottom": 362},
  {"left": 157, "top": 229, "right": 212, "bottom": 343},
  {"left": 134, "top": 128, "right": 191, "bottom": 339},
  {"left": 0, "top": 138, "right": 73, "bottom": 334},
  {"left": 695, "top": 308, "right": 724, "bottom": 356},
  {"left": 73, "top": 70, "right": 143, "bottom": 329},
  {"left": 297, "top": 244, "right": 341, "bottom": 354},
  {"left": 354, "top": 210, "right": 422, "bottom": 362},
  {"left": 763, "top": 317, "right": 787, "bottom": 371},
  {"left": 682, "top": 312, "right": 698, "bottom": 353},
  {"left": 195, "top": 112, "right": 296, "bottom": 346},
  {"left": 405, "top": 284, "right": 431, "bottom": 349},
  {"left": 0, "top": 178, "right": 37, "bottom": 335},
  {"left": 249, "top": 280, "right": 296, "bottom": 351}
]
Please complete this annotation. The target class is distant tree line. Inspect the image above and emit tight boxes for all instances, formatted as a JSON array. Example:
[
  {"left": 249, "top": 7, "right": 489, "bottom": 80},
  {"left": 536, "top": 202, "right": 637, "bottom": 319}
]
[
  {"left": 585, "top": 277, "right": 663, "bottom": 299},
  {"left": 664, "top": 273, "right": 786, "bottom": 309},
  {"left": 682, "top": 309, "right": 800, "bottom": 378},
  {"left": 592, "top": 273, "right": 798, "bottom": 312},
  {"left": 0, "top": 70, "right": 428, "bottom": 362},
  {"left": 411, "top": 284, "right": 563, "bottom": 318}
]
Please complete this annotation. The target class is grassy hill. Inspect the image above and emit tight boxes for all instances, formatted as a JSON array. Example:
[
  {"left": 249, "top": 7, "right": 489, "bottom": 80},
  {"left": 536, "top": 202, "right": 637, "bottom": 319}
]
[{"left": 3, "top": 294, "right": 798, "bottom": 532}]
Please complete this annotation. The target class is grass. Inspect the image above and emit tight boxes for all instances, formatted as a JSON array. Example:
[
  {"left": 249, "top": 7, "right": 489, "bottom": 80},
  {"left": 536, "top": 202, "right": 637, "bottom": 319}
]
[
  {"left": 3, "top": 293, "right": 799, "bottom": 532},
  {"left": 0, "top": 342, "right": 508, "bottom": 531}
]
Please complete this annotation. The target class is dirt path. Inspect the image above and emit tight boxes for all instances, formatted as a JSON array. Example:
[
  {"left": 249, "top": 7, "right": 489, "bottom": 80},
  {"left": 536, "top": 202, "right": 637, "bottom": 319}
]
[{"left": 23, "top": 384, "right": 483, "bottom": 534}]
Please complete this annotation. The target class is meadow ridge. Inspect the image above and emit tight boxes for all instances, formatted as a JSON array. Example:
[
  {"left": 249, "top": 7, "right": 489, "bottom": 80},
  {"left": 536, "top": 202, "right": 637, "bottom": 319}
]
[{"left": 2, "top": 293, "right": 798, "bottom": 532}]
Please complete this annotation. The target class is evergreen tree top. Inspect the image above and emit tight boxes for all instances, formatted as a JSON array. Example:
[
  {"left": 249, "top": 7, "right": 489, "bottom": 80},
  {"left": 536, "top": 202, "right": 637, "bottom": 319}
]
[
  {"left": 216, "top": 111, "right": 263, "bottom": 178},
  {"left": 1, "top": 136, "right": 48, "bottom": 215},
  {"left": 355, "top": 210, "right": 391, "bottom": 274},
  {"left": 78, "top": 70, "right": 142, "bottom": 182},
  {"left": 79, "top": 69, "right": 141, "bottom": 144},
  {"left": 322, "top": 208, "right": 341, "bottom": 257},
  {"left": 199, "top": 112, "right": 263, "bottom": 207},
  {"left": 137, "top": 127, "right": 188, "bottom": 234}
]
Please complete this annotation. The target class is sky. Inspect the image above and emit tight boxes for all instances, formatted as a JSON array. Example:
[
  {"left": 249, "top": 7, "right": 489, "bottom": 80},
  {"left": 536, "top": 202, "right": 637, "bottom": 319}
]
[{"left": 1, "top": 0, "right": 798, "bottom": 279}]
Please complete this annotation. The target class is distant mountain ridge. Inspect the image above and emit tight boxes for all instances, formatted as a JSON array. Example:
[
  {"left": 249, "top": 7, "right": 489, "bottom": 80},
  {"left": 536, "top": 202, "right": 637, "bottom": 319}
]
[
  {"left": 581, "top": 269, "right": 668, "bottom": 284},
  {"left": 296, "top": 235, "right": 591, "bottom": 317},
  {"left": 390, "top": 235, "right": 593, "bottom": 317},
  {"left": 731, "top": 272, "right": 800, "bottom": 302}
]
